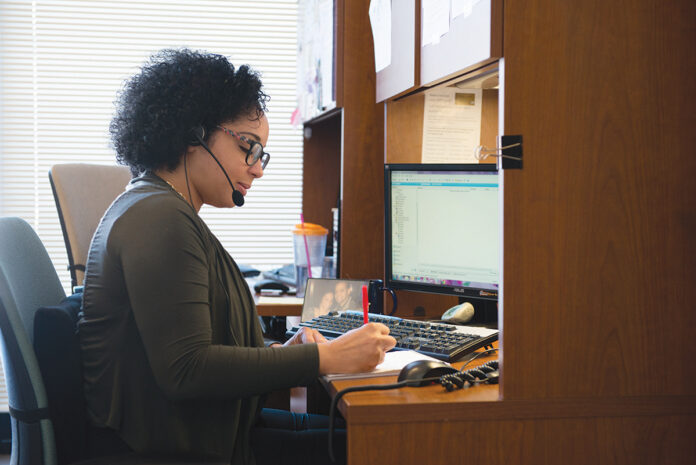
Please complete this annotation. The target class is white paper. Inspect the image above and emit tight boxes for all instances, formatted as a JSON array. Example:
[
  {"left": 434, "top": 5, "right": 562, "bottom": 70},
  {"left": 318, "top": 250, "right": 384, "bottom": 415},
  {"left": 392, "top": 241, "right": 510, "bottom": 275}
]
[
  {"left": 323, "top": 350, "right": 444, "bottom": 381},
  {"left": 318, "top": 0, "right": 334, "bottom": 109},
  {"left": 372, "top": 350, "right": 443, "bottom": 373},
  {"left": 451, "top": 0, "right": 480, "bottom": 20},
  {"left": 421, "top": 87, "right": 482, "bottom": 163},
  {"left": 422, "top": 0, "right": 450, "bottom": 46},
  {"left": 257, "top": 296, "right": 305, "bottom": 306},
  {"left": 369, "top": 0, "right": 392, "bottom": 72}
]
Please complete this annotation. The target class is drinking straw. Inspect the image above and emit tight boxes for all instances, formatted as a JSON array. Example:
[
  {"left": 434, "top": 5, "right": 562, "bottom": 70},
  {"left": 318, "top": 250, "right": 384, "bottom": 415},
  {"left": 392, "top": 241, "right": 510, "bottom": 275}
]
[{"left": 300, "top": 213, "right": 312, "bottom": 278}]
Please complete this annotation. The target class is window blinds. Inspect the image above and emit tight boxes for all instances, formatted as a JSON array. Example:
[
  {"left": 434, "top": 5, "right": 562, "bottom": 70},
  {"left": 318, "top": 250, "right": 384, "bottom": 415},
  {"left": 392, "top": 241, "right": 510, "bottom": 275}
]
[{"left": 0, "top": 0, "right": 302, "bottom": 413}]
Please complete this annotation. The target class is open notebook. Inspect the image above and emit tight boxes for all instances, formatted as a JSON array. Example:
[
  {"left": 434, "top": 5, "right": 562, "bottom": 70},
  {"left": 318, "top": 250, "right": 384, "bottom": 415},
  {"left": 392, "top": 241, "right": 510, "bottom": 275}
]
[{"left": 322, "top": 349, "right": 446, "bottom": 381}]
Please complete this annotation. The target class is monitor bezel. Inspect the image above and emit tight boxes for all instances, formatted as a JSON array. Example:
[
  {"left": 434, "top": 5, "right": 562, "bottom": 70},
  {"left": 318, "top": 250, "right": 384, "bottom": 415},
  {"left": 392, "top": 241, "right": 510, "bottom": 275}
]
[{"left": 384, "top": 163, "right": 499, "bottom": 301}]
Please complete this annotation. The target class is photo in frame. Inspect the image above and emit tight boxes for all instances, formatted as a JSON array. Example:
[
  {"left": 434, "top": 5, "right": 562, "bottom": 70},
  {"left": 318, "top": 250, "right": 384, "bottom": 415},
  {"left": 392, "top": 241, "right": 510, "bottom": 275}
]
[{"left": 301, "top": 278, "right": 369, "bottom": 322}]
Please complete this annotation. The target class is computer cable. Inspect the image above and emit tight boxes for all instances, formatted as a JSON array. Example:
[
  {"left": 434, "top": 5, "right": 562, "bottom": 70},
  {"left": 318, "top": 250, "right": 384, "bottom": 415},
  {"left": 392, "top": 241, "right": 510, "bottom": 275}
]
[
  {"left": 440, "top": 359, "right": 499, "bottom": 391},
  {"left": 328, "top": 381, "right": 409, "bottom": 462},
  {"left": 327, "top": 348, "right": 500, "bottom": 461},
  {"left": 327, "top": 369, "right": 493, "bottom": 461},
  {"left": 435, "top": 349, "right": 500, "bottom": 391},
  {"left": 458, "top": 347, "right": 499, "bottom": 371}
]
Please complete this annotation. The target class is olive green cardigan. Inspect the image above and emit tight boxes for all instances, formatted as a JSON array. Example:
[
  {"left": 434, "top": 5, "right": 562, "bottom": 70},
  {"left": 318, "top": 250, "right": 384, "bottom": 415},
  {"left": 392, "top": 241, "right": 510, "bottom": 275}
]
[{"left": 79, "top": 173, "right": 318, "bottom": 463}]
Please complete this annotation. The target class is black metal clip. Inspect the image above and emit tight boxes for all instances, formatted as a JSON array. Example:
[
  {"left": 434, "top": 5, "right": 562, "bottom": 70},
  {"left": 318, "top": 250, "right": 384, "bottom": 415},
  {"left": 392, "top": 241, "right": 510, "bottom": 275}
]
[{"left": 501, "top": 134, "right": 523, "bottom": 169}]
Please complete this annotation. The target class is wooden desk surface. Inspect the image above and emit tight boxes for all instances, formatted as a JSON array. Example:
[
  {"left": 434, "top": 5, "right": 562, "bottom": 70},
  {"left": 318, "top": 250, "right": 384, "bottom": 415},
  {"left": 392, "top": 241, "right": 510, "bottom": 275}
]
[
  {"left": 254, "top": 295, "right": 302, "bottom": 317},
  {"left": 321, "top": 344, "right": 696, "bottom": 465},
  {"left": 247, "top": 275, "right": 303, "bottom": 317},
  {"left": 325, "top": 348, "right": 500, "bottom": 424}
]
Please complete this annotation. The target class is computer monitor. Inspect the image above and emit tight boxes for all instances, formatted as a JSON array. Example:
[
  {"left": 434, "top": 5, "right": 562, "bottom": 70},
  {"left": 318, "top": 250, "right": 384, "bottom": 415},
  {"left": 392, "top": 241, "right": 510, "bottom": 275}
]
[{"left": 384, "top": 163, "right": 499, "bottom": 303}]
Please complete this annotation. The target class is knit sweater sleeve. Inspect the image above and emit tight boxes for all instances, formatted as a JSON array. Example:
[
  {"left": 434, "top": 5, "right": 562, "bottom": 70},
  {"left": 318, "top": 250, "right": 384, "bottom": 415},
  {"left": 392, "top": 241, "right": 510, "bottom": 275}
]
[{"left": 112, "top": 194, "right": 319, "bottom": 400}]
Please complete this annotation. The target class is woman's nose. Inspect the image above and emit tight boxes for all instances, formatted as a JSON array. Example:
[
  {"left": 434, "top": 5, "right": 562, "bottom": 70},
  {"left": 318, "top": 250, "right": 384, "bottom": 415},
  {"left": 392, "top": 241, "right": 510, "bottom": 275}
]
[{"left": 250, "top": 160, "right": 264, "bottom": 178}]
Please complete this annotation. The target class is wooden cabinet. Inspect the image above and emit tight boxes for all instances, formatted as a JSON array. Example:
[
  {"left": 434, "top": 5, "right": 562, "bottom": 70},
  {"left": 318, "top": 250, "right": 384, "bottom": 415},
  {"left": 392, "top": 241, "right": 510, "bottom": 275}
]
[
  {"left": 299, "top": 0, "right": 503, "bottom": 284},
  {"left": 299, "top": 0, "right": 385, "bottom": 280},
  {"left": 384, "top": 64, "right": 499, "bottom": 319},
  {"left": 374, "top": 0, "right": 503, "bottom": 318},
  {"left": 301, "top": 0, "right": 696, "bottom": 421},
  {"left": 500, "top": 0, "right": 696, "bottom": 401},
  {"left": 363, "top": 0, "right": 696, "bottom": 460},
  {"left": 420, "top": 0, "right": 502, "bottom": 86},
  {"left": 376, "top": 0, "right": 503, "bottom": 102},
  {"left": 379, "top": 0, "right": 696, "bottom": 400}
]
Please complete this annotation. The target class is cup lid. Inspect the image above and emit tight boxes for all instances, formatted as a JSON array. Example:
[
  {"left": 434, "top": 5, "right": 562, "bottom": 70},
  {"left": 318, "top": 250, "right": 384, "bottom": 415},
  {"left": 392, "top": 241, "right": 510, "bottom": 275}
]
[{"left": 292, "top": 222, "right": 328, "bottom": 235}]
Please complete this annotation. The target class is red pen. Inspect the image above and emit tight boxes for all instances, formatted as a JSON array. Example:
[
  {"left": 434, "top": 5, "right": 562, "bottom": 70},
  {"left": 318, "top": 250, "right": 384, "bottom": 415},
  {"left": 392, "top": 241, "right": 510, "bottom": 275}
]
[{"left": 362, "top": 284, "right": 369, "bottom": 325}]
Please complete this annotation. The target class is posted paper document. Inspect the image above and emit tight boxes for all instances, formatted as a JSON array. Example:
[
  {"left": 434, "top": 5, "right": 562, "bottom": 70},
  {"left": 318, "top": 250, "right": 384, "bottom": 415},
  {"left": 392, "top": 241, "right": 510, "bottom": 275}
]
[{"left": 421, "top": 87, "right": 482, "bottom": 163}]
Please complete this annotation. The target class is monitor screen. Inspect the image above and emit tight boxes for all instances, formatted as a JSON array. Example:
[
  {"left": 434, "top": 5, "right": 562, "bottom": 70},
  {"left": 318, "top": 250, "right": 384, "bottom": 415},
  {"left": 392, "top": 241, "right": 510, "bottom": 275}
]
[{"left": 384, "top": 163, "right": 499, "bottom": 301}]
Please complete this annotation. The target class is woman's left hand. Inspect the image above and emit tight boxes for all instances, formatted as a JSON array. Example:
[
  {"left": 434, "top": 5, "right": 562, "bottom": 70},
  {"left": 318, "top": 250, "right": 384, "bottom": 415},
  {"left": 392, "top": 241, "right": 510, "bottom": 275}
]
[{"left": 281, "top": 326, "right": 327, "bottom": 346}]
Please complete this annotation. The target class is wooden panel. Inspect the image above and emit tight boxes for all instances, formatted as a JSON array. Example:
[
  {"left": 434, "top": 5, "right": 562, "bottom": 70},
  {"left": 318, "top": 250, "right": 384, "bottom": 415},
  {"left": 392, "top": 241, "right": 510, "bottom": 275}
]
[
  {"left": 340, "top": 394, "right": 696, "bottom": 426},
  {"left": 327, "top": 345, "right": 696, "bottom": 425},
  {"left": 326, "top": 349, "right": 696, "bottom": 464},
  {"left": 390, "top": 290, "right": 457, "bottom": 320},
  {"left": 338, "top": 0, "right": 385, "bottom": 280},
  {"left": 386, "top": 93, "right": 424, "bottom": 163},
  {"left": 302, "top": 113, "right": 341, "bottom": 231},
  {"left": 255, "top": 302, "right": 302, "bottom": 317},
  {"left": 501, "top": 0, "right": 696, "bottom": 399},
  {"left": 347, "top": 415, "right": 696, "bottom": 465}
]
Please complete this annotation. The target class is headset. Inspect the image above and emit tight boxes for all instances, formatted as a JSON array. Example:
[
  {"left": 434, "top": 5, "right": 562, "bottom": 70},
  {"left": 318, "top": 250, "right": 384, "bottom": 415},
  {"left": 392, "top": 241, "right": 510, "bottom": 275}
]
[{"left": 190, "top": 126, "right": 245, "bottom": 207}]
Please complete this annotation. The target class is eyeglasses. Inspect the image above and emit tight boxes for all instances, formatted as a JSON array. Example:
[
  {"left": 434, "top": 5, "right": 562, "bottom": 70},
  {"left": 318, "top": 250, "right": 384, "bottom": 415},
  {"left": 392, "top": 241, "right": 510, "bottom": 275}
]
[{"left": 216, "top": 125, "right": 270, "bottom": 169}]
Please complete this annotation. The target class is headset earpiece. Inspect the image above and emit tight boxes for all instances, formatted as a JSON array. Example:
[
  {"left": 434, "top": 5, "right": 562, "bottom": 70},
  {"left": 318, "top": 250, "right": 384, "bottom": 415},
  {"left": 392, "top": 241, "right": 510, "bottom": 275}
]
[{"left": 190, "top": 126, "right": 206, "bottom": 146}]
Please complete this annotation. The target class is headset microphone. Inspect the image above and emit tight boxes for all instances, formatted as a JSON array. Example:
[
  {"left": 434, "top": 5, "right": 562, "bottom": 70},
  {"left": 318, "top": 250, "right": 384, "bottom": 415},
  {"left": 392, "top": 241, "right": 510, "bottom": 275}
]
[{"left": 191, "top": 126, "right": 245, "bottom": 207}]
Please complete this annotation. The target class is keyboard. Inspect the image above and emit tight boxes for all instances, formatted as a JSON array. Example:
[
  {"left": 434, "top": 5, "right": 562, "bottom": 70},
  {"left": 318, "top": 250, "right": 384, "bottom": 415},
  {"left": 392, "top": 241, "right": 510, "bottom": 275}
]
[{"left": 286, "top": 310, "right": 498, "bottom": 362}]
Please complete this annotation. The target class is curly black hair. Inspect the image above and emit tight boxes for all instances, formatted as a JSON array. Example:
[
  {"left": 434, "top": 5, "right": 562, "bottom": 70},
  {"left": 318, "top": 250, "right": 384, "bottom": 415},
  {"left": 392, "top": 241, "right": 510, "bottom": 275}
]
[{"left": 110, "top": 48, "right": 269, "bottom": 175}]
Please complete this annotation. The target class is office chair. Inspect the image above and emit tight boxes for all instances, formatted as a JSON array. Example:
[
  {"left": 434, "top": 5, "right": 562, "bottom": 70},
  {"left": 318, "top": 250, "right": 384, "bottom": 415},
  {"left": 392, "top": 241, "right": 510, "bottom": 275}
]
[
  {"left": 0, "top": 217, "right": 226, "bottom": 465},
  {"left": 0, "top": 217, "right": 65, "bottom": 465},
  {"left": 49, "top": 163, "right": 132, "bottom": 290}
]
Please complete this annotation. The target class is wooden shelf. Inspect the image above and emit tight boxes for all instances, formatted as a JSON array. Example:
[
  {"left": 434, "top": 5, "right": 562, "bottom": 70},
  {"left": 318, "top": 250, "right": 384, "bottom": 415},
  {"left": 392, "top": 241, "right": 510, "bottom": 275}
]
[{"left": 299, "top": 0, "right": 385, "bottom": 280}]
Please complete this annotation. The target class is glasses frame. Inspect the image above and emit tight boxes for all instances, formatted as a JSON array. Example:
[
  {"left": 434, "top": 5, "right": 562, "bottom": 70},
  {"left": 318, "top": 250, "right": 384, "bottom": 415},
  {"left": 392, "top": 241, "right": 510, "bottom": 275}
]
[{"left": 216, "top": 125, "right": 270, "bottom": 169}]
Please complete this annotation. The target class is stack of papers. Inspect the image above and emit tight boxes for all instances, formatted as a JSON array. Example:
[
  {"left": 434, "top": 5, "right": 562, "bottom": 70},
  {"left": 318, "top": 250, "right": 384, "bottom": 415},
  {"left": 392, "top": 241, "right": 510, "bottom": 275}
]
[
  {"left": 257, "top": 295, "right": 304, "bottom": 305},
  {"left": 322, "top": 350, "right": 445, "bottom": 381}
]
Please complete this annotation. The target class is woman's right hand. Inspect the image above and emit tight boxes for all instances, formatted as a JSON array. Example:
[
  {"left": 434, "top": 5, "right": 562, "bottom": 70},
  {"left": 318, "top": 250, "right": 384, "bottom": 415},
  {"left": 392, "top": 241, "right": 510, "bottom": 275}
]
[{"left": 316, "top": 323, "right": 397, "bottom": 374}]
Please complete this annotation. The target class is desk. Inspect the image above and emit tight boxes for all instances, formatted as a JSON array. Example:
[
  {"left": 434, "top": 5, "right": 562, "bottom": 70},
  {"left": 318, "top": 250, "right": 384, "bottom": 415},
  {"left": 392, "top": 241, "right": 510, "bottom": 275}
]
[
  {"left": 319, "top": 344, "right": 696, "bottom": 465},
  {"left": 322, "top": 348, "right": 497, "bottom": 465},
  {"left": 247, "top": 276, "right": 302, "bottom": 317},
  {"left": 254, "top": 295, "right": 302, "bottom": 317}
]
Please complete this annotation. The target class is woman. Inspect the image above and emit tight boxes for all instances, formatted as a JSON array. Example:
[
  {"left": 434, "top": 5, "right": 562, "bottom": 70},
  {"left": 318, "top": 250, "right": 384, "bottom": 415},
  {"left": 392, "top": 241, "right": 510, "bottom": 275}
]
[
  {"left": 78, "top": 49, "right": 395, "bottom": 464},
  {"left": 309, "top": 291, "right": 336, "bottom": 320}
]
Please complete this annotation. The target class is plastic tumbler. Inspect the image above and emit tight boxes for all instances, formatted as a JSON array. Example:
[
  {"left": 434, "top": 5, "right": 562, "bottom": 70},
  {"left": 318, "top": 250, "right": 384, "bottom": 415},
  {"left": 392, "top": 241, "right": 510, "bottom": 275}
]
[{"left": 292, "top": 222, "right": 328, "bottom": 298}]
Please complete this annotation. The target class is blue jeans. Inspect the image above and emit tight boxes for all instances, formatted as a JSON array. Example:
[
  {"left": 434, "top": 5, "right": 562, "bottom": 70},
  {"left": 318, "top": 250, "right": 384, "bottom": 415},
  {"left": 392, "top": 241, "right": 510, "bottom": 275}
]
[{"left": 250, "top": 408, "right": 346, "bottom": 465}]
